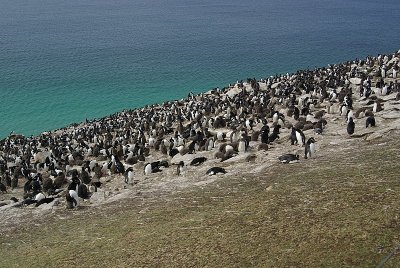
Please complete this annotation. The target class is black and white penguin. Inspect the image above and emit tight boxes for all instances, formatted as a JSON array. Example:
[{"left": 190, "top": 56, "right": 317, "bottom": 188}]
[
  {"left": 0, "top": 182, "right": 7, "bottom": 193},
  {"left": 366, "top": 116, "right": 376, "bottom": 128},
  {"left": 238, "top": 138, "right": 247, "bottom": 153},
  {"left": 304, "top": 138, "right": 316, "bottom": 159},
  {"left": 124, "top": 167, "right": 134, "bottom": 184},
  {"left": 278, "top": 154, "right": 300, "bottom": 164},
  {"left": 347, "top": 117, "right": 355, "bottom": 135},
  {"left": 66, "top": 190, "right": 79, "bottom": 209},
  {"left": 268, "top": 125, "right": 281, "bottom": 143},
  {"left": 176, "top": 161, "right": 185, "bottom": 175},
  {"left": 206, "top": 167, "right": 226, "bottom": 176},
  {"left": 0, "top": 197, "right": 19, "bottom": 207},
  {"left": 35, "top": 197, "right": 56, "bottom": 207},
  {"left": 290, "top": 128, "right": 305, "bottom": 146},
  {"left": 68, "top": 177, "right": 80, "bottom": 193},
  {"left": 169, "top": 148, "right": 179, "bottom": 158},
  {"left": 346, "top": 109, "right": 354, "bottom": 122},
  {"left": 144, "top": 163, "right": 153, "bottom": 175},
  {"left": 260, "top": 124, "right": 270, "bottom": 144},
  {"left": 190, "top": 157, "right": 207, "bottom": 166},
  {"left": 340, "top": 105, "right": 348, "bottom": 117},
  {"left": 77, "top": 183, "right": 90, "bottom": 199},
  {"left": 373, "top": 101, "right": 383, "bottom": 113}
]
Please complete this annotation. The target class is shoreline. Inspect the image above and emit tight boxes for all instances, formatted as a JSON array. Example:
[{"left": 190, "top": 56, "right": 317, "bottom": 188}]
[
  {"left": 0, "top": 49, "right": 400, "bottom": 213},
  {"left": 4, "top": 49, "right": 400, "bottom": 142}
]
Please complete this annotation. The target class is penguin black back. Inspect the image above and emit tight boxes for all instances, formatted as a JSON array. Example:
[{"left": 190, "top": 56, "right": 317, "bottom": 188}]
[
  {"left": 206, "top": 167, "right": 226, "bottom": 175},
  {"left": 347, "top": 118, "right": 355, "bottom": 135},
  {"left": 190, "top": 157, "right": 207, "bottom": 166},
  {"left": 365, "top": 116, "right": 375, "bottom": 128}
]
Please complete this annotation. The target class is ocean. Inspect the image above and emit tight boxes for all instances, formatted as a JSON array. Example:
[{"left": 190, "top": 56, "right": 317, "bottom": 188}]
[{"left": 1, "top": 0, "right": 399, "bottom": 139}]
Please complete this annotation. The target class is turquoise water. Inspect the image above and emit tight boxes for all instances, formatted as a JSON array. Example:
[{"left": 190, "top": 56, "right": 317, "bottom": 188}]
[{"left": 1, "top": 0, "right": 399, "bottom": 138}]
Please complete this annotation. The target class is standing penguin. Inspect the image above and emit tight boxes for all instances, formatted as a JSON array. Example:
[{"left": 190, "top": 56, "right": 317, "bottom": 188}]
[
  {"left": 295, "top": 128, "right": 306, "bottom": 146},
  {"left": 366, "top": 116, "right": 376, "bottom": 128},
  {"left": 347, "top": 117, "right": 355, "bottom": 135},
  {"left": 373, "top": 100, "right": 383, "bottom": 113},
  {"left": 66, "top": 190, "right": 79, "bottom": 209},
  {"left": 346, "top": 109, "right": 354, "bottom": 122},
  {"left": 124, "top": 167, "right": 134, "bottom": 184},
  {"left": 238, "top": 138, "right": 247, "bottom": 153},
  {"left": 0, "top": 182, "right": 7, "bottom": 193},
  {"left": 304, "top": 138, "right": 316, "bottom": 159},
  {"left": 260, "top": 125, "right": 270, "bottom": 144},
  {"left": 144, "top": 163, "right": 152, "bottom": 176},
  {"left": 176, "top": 161, "right": 185, "bottom": 175}
]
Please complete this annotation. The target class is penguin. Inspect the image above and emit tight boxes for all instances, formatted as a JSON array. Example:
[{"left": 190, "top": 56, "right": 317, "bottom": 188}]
[
  {"left": 124, "top": 167, "right": 134, "bottom": 184},
  {"left": 144, "top": 163, "right": 152, "bottom": 176},
  {"left": 66, "top": 190, "right": 79, "bottom": 209},
  {"left": 293, "top": 106, "right": 300, "bottom": 120},
  {"left": 0, "top": 182, "right": 7, "bottom": 193},
  {"left": 366, "top": 116, "right": 376, "bottom": 128},
  {"left": 272, "top": 111, "right": 279, "bottom": 124},
  {"left": 176, "top": 161, "right": 184, "bottom": 175},
  {"left": 80, "top": 168, "right": 91, "bottom": 184},
  {"left": 260, "top": 124, "right": 270, "bottom": 144},
  {"left": 340, "top": 105, "right": 348, "bottom": 117},
  {"left": 290, "top": 128, "right": 305, "bottom": 146},
  {"left": 206, "top": 167, "right": 227, "bottom": 176},
  {"left": 373, "top": 100, "right": 383, "bottom": 113},
  {"left": 34, "top": 192, "right": 46, "bottom": 203},
  {"left": 77, "top": 183, "right": 90, "bottom": 199},
  {"left": 347, "top": 117, "right": 355, "bottom": 135},
  {"left": 190, "top": 157, "right": 207, "bottom": 166},
  {"left": 346, "top": 109, "right": 354, "bottom": 122},
  {"left": 35, "top": 197, "right": 56, "bottom": 207},
  {"left": 169, "top": 148, "right": 179, "bottom": 158},
  {"left": 304, "top": 138, "right": 316, "bottom": 159},
  {"left": 289, "top": 128, "right": 297, "bottom": 145},
  {"left": 68, "top": 177, "right": 80, "bottom": 193},
  {"left": 0, "top": 197, "right": 19, "bottom": 207},
  {"left": 278, "top": 154, "right": 299, "bottom": 164},
  {"left": 238, "top": 138, "right": 247, "bottom": 153},
  {"left": 205, "top": 137, "right": 215, "bottom": 151},
  {"left": 268, "top": 125, "right": 281, "bottom": 143}
]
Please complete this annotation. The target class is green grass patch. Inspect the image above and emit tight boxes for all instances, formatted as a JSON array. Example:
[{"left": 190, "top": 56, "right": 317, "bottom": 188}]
[{"left": 1, "top": 140, "right": 400, "bottom": 267}]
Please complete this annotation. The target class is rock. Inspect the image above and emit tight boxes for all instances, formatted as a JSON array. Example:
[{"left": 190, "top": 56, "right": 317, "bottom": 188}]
[
  {"left": 381, "top": 111, "right": 400, "bottom": 119},
  {"left": 33, "top": 151, "right": 51, "bottom": 163},
  {"left": 226, "top": 87, "right": 242, "bottom": 98},
  {"left": 271, "top": 82, "right": 281, "bottom": 89},
  {"left": 90, "top": 191, "right": 106, "bottom": 203},
  {"left": 349, "top": 78, "right": 362, "bottom": 85},
  {"left": 366, "top": 132, "right": 383, "bottom": 141},
  {"left": 38, "top": 200, "right": 57, "bottom": 211}
]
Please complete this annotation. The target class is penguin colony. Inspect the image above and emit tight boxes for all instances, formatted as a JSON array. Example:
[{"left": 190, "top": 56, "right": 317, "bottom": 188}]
[{"left": 0, "top": 50, "right": 399, "bottom": 210}]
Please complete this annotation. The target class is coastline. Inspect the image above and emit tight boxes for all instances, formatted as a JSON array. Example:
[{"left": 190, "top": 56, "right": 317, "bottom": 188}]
[{"left": 1, "top": 49, "right": 400, "bottom": 266}]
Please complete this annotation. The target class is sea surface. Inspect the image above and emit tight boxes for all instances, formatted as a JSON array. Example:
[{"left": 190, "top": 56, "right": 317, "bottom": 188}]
[{"left": 1, "top": 0, "right": 399, "bottom": 138}]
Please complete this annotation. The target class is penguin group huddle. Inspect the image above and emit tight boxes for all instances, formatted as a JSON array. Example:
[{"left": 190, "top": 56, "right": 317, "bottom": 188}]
[{"left": 1, "top": 50, "right": 399, "bottom": 209}]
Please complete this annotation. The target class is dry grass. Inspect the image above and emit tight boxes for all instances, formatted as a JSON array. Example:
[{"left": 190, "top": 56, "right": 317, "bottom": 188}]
[{"left": 1, "top": 137, "right": 400, "bottom": 267}]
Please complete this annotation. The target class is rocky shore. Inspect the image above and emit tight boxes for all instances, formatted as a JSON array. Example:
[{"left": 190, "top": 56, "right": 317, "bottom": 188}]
[{"left": 1, "top": 50, "right": 400, "bottom": 227}]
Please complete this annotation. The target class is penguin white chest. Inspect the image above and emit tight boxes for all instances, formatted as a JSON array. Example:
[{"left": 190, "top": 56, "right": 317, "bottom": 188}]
[
  {"left": 273, "top": 113, "right": 278, "bottom": 123},
  {"left": 144, "top": 164, "right": 152, "bottom": 175},
  {"left": 238, "top": 141, "right": 246, "bottom": 153},
  {"left": 310, "top": 143, "right": 316, "bottom": 154},
  {"left": 296, "top": 131, "right": 302, "bottom": 145}
]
